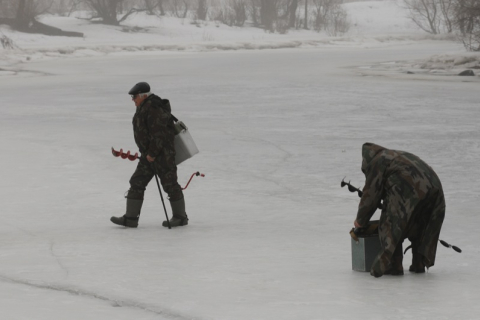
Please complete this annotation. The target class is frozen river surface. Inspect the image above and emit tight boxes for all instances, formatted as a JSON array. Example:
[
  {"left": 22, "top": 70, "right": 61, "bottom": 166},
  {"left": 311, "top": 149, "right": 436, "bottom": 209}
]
[{"left": 1, "top": 41, "right": 479, "bottom": 320}]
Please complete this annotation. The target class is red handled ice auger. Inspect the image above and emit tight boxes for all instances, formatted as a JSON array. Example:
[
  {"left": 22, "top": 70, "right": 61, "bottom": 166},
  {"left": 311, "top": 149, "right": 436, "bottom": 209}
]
[
  {"left": 112, "top": 147, "right": 139, "bottom": 161},
  {"left": 112, "top": 147, "right": 205, "bottom": 229},
  {"left": 112, "top": 147, "right": 205, "bottom": 190},
  {"left": 183, "top": 172, "right": 205, "bottom": 190}
]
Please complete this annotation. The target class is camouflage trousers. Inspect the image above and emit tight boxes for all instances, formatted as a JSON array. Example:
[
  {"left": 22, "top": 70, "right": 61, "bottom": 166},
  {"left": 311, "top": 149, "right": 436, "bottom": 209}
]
[
  {"left": 371, "top": 181, "right": 445, "bottom": 277},
  {"left": 128, "top": 154, "right": 183, "bottom": 202}
]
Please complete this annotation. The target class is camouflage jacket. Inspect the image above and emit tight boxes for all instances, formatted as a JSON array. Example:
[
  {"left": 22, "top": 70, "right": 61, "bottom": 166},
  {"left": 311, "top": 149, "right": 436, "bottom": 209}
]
[
  {"left": 132, "top": 95, "right": 176, "bottom": 158},
  {"left": 356, "top": 143, "right": 444, "bottom": 227}
]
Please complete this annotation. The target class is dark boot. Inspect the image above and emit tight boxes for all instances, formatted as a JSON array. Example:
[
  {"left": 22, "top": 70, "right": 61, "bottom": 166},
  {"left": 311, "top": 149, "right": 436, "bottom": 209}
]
[
  {"left": 110, "top": 198, "right": 143, "bottom": 228},
  {"left": 384, "top": 242, "right": 404, "bottom": 276},
  {"left": 409, "top": 242, "right": 426, "bottom": 273},
  {"left": 162, "top": 197, "right": 188, "bottom": 227}
]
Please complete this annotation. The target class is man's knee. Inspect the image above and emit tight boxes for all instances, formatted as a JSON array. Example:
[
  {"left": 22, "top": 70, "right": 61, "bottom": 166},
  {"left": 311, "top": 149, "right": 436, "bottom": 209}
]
[
  {"left": 167, "top": 189, "right": 183, "bottom": 202},
  {"left": 127, "top": 189, "right": 145, "bottom": 200}
]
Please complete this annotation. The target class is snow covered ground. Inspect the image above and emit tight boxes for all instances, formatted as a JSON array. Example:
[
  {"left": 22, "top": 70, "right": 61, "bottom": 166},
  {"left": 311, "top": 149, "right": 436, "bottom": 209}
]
[
  {"left": 1, "top": 1, "right": 479, "bottom": 320},
  {"left": 0, "top": 0, "right": 479, "bottom": 72}
]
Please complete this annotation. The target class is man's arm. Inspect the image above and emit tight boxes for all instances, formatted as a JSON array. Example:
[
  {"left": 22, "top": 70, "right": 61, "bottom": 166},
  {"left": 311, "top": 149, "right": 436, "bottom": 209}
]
[{"left": 355, "top": 157, "right": 386, "bottom": 227}]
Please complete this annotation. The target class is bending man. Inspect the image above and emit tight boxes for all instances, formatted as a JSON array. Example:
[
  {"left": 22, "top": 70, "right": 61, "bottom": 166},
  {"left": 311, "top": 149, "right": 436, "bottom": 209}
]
[{"left": 354, "top": 143, "right": 445, "bottom": 277}]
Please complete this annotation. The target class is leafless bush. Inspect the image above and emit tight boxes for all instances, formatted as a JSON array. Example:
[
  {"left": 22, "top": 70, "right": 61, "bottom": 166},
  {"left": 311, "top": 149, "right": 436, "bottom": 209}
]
[
  {"left": 454, "top": 0, "right": 480, "bottom": 51},
  {"left": 249, "top": 0, "right": 260, "bottom": 27},
  {"left": 325, "top": 5, "right": 349, "bottom": 36},
  {"left": 272, "top": 17, "right": 290, "bottom": 33},
  {"left": 453, "top": 0, "right": 480, "bottom": 33},
  {"left": 142, "top": 0, "right": 158, "bottom": 14},
  {"left": 460, "top": 32, "right": 480, "bottom": 51},
  {"left": 212, "top": 0, "right": 247, "bottom": 27},
  {"left": 312, "top": 0, "right": 330, "bottom": 31},
  {"left": 168, "top": 0, "right": 190, "bottom": 18},
  {"left": 257, "top": 0, "right": 297, "bottom": 33},
  {"left": 1, "top": 34, "right": 15, "bottom": 49},
  {"left": 312, "top": 0, "right": 348, "bottom": 34},
  {"left": 403, "top": 0, "right": 456, "bottom": 34}
]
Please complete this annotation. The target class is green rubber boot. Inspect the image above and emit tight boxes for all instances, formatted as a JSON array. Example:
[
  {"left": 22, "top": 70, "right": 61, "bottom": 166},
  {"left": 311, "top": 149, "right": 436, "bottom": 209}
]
[
  {"left": 162, "top": 197, "right": 188, "bottom": 228},
  {"left": 110, "top": 198, "right": 143, "bottom": 228}
]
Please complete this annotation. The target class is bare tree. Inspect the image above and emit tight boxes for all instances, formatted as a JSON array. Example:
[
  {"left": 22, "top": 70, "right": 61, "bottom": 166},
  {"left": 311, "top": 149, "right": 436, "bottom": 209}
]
[
  {"left": 81, "top": 0, "right": 146, "bottom": 25},
  {"left": 196, "top": 0, "right": 207, "bottom": 20},
  {"left": 311, "top": 0, "right": 348, "bottom": 34},
  {"left": 404, "top": 0, "right": 441, "bottom": 34},
  {"left": 312, "top": 0, "right": 332, "bottom": 31},
  {"left": 404, "top": 0, "right": 461, "bottom": 34},
  {"left": 83, "top": 0, "right": 123, "bottom": 25},
  {"left": 260, "top": 0, "right": 277, "bottom": 32},
  {"left": 453, "top": 0, "right": 479, "bottom": 34},
  {"left": 169, "top": 0, "right": 190, "bottom": 18},
  {"left": 286, "top": 0, "right": 298, "bottom": 28},
  {"left": 0, "top": 0, "right": 83, "bottom": 36},
  {"left": 157, "top": 0, "right": 165, "bottom": 15},
  {"left": 232, "top": 0, "right": 247, "bottom": 26},
  {"left": 143, "top": 0, "right": 158, "bottom": 14},
  {"left": 439, "top": 0, "right": 454, "bottom": 32},
  {"left": 325, "top": 4, "right": 349, "bottom": 36},
  {"left": 453, "top": 0, "right": 480, "bottom": 51},
  {"left": 67, "top": 0, "right": 86, "bottom": 16},
  {"left": 212, "top": 0, "right": 247, "bottom": 26},
  {"left": 304, "top": 0, "right": 308, "bottom": 29},
  {"left": 249, "top": 0, "right": 260, "bottom": 27}
]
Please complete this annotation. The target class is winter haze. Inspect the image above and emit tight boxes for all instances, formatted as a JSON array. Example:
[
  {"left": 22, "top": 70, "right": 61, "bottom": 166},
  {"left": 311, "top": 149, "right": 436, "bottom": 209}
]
[{"left": 1, "top": 1, "right": 479, "bottom": 320}]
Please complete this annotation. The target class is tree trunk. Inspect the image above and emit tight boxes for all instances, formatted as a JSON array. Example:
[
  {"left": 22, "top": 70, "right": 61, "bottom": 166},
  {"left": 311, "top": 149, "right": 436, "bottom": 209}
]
[
  {"left": 197, "top": 0, "right": 208, "bottom": 20},
  {"left": 251, "top": 0, "right": 259, "bottom": 27},
  {"left": 304, "top": 0, "right": 308, "bottom": 29},
  {"left": 288, "top": 0, "right": 298, "bottom": 28},
  {"left": 260, "top": 0, "right": 276, "bottom": 31},
  {"left": 5, "top": 0, "right": 83, "bottom": 37},
  {"left": 16, "top": 0, "right": 27, "bottom": 20},
  {"left": 157, "top": 0, "right": 165, "bottom": 15}
]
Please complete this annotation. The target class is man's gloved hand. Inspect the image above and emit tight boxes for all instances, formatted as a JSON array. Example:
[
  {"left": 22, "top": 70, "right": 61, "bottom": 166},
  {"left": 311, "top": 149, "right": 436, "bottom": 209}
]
[
  {"left": 349, "top": 220, "right": 379, "bottom": 242},
  {"left": 350, "top": 228, "right": 359, "bottom": 242}
]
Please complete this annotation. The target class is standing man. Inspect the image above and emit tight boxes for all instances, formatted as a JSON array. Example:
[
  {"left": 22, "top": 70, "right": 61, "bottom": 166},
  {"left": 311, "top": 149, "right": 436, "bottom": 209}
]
[
  {"left": 111, "top": 82, "right": 188, "bottom": 228},
  {"left": 354, "top": 143, "right": 445, "bottom": 277}
]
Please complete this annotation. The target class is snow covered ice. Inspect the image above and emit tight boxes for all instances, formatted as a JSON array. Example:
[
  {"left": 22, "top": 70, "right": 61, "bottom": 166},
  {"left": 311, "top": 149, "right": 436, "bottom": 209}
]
[{"left": 1, "top": 2, "right": 479, "bottom": 319}]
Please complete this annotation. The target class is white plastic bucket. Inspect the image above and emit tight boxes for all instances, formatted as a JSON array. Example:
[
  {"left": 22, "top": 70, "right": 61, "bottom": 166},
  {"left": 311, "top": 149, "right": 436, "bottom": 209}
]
[{"left": 174, "top": 121, "right": 199, "bottom": 165}]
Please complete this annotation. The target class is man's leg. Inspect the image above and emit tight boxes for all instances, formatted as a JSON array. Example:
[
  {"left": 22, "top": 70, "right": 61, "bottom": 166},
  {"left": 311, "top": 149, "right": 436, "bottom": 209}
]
[
  {"left": 384, "top": 240, "right": 404, "bottom": 275},
  {"left": 154, "top": 155, "right": 188, "bottom": 227},
  {"left": 371, "top": 186, "right": 411, "bottom": 278},
  {"left": 110, "top": 158, "right": 154, "bottom": 227}
]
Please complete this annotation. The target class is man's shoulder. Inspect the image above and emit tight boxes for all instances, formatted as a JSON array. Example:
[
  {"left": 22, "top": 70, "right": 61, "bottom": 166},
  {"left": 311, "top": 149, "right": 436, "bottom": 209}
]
[{"left": 147, "top": 95, "right": 171, "bottom": 111}]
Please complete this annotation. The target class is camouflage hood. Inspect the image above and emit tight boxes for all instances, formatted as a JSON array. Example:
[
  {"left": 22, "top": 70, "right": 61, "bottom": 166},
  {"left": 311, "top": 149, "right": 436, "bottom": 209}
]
[
  {"left": 361, "top": 143, "right": 387, "bottom": 173},
  {"left": 143, "top": 94, "right": 172, "bottom": 113}
]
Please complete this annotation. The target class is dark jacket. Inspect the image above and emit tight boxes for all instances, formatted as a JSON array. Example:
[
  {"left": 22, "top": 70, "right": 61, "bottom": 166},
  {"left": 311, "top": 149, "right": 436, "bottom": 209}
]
[{"left": 132, "top": 94, "right": 176, "bottom": 158}]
